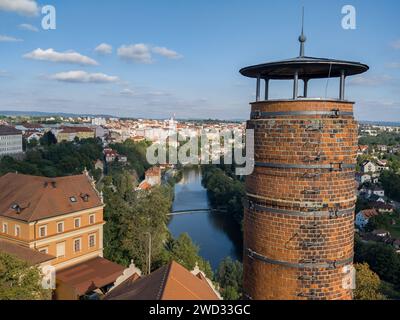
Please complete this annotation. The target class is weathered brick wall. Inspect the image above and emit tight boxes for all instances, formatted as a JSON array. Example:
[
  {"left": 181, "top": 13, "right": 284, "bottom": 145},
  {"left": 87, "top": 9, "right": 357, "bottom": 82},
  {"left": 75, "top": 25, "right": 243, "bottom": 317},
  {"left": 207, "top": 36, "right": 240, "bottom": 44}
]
[{"left": 243, "top": 100, "right": 357, "bottom": 300}]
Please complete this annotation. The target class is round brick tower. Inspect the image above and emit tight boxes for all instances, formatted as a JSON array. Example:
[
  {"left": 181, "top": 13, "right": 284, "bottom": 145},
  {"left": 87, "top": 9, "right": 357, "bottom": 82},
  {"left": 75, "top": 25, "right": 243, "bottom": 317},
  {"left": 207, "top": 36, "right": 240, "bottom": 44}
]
[{"left": 240, "top": 25, "right": 368, "bottom": 300}]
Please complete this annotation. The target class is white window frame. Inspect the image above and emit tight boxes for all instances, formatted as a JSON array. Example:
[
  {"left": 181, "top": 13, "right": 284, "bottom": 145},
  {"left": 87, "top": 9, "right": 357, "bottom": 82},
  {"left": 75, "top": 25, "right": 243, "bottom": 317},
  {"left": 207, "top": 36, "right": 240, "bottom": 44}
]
[
  {"left": 89, "top": 214, "right": 95, "bottom": 225},
  {"left": 39, "top": 225, "right": 47, "bottom": 238},
  {"left": 15, "top": 225, "right": 21, "bottom": 237},
  {"left": 88, "top": 234, "right": 96, "bottom": 248},
  {"left": 56, "top": 242, "right": 66, "bottom": 258},
  {"left": 74, "top": 217, "right": 81, "bottom": 229},
  {"left": 2, "top": 223, "right": 8, "bottom": 234},
  {"left": 57, "top": 221, "right": 64, "bottom": 233},
  {"left": 74, "top": 238, "right": 82, "bottom": 253}
]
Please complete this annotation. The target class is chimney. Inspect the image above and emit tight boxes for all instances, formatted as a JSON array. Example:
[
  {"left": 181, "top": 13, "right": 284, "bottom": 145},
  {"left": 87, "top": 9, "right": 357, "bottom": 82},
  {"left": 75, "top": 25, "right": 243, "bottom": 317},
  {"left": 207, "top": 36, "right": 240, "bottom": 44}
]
[{"left": 239, "top": 13, "right": 368, "bottom": 300}]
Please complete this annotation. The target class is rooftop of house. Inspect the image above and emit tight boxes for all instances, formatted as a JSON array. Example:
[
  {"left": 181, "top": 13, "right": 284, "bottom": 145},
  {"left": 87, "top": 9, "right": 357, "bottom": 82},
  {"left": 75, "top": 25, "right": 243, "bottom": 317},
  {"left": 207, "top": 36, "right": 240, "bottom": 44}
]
[
  {"left": 19, "top": 123, "right": 44, "bottom": 129},
  {"left": 0, "top": 173, "right": 103, "bottom": 223},
  {"left": 145, "top": 167, "right": 161, "bottom": 177},
  {"left": 59, "top": 126, "right": 94, "bottom": 134},
  {"left": 56, "top": 257, "right": 125, "bottom": 297},
  {"left": 0, "top": 125, "right": 22, "bottom": 136},
  {"left": 0, "top": 239, "right": 55, "bottom": 265},
  {"left": 359, "top": 209, "right": 379, "bottom": 219},
  {"left": 104, "top": 261, "right": 220, "bottom": 300},
  {"left": 371, "top": 202, "right": 393, "bottom": 210},
  {"left": 137, "top": 181, "right": 152, "bottom": 191}
]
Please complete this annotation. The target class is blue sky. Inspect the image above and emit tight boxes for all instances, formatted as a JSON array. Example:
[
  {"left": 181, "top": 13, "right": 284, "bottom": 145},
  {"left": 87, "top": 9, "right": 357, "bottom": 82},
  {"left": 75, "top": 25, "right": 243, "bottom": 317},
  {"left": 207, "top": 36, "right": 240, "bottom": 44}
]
[{"left": 0, "top": 0, "right": 399, "bottom": 120}]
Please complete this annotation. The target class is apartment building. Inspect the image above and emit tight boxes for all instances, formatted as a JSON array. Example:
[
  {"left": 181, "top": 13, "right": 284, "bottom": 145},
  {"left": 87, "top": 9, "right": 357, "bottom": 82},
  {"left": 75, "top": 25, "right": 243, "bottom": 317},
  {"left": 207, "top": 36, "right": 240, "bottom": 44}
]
[
  {"left": 0, "top": 171, "right": 124, "bottom": 299},
  {"left": 56, "top": 126, "right": 95, "bottom": 142},
  {"left": 0, "top": 125, "right": 23, "bottom": 157}
]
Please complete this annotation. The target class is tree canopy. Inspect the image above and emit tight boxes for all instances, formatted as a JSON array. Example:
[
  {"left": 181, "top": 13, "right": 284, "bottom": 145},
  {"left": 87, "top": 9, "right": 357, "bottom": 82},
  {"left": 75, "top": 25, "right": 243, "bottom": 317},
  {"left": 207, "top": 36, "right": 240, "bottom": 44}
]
[
  {"left": 354, "top": 263, "right": 386, "bottom": 300},
  {"left": 0, "top": 252, "right": 51, "bottom": 300},
  {"left": 0, "top": 138, "right": 103, "bottom": 177},
  {"left": 202, "top": 165, "right": 245, "bottom": 225},
  {"left": 215, "top": 257, "right": 243, "bottom": 300}
]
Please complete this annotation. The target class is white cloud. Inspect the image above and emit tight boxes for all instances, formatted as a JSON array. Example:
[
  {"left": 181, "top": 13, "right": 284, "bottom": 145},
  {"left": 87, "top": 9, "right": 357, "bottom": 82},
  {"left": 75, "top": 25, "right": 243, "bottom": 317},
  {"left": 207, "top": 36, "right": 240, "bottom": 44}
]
[
  {"left": 0, "top": 0, "right": 39, "bottom": 16},
  {"left": 0, "top": 70, "right": 10, "bottom": 77},
  {"left": 24, "top": 48, "right": 98, "bottom": 66},
  {"left": 390, "top": 40, "right": 400, "bottom": 49},
  {"left": 117, "top": 44, "right": 152, "bottom": 64},
  {"left": 349, "top": 75, "right": 393, "bottom": 86},
  {"left": 49, "top": 71, "right": 119, "bottom": 83},
  {"left": 19, "top": 23, "right": 39, "bottom": 32},
  {"left": 117, "top": 43, "right": 183, "bottom": 63},
  {"left": 95, "top": 43, "right": 113, "bottom": 55},
  {"left": 0, "top": 34, "right": 23, "bottom": 42},
  {"left": 120, "top": 88, "right": 136, "bottom": 96},
  {"left": 152, "top": 46, "right": 183, "bottom": 59}
]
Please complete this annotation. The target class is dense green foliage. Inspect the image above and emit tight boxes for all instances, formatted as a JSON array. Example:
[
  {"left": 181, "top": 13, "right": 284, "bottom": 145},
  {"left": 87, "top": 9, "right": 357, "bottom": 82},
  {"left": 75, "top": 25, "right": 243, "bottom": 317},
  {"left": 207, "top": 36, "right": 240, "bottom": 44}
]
[
  {"left": 202, "top": 165, "right": 245, "bottom": 225},
  {"left": 354, "top": 263, "right": 386, "bottom": 300},
  {"left": 359, "top": 132, "right": 400, "bottom": 146},
  {"left": 214, "top": 257, "right": 243, "bottom": 300},
  {"left": 0, "top": 138, "right": 103, "bottom": 177},
  {"left": 162, "top": 233, "right": 213, "bottom": 278},
  {"left": 0, "top": 252, "right": 51, "bottom": 300},
  {"left": 40, "top": 131, "right": 58, "bottom": 146},
  {"left": 110, "top": 140, "right": 151, "bottom": 178},
  {"left": 103, "top": 181, "right": 173, "bottom": 269},
  {"left": 380, "top": 171, "right": 400, "bottom": 201},
  {"left": 355, "top": 236, "right": 400, "bottom": 288}
]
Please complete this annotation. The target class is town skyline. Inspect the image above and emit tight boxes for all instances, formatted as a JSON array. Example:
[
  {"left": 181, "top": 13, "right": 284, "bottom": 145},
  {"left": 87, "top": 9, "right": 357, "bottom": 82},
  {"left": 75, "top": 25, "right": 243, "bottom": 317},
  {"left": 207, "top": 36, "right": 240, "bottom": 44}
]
[{"left": 0, "top": 0, "right": 399, "bottom": 121}]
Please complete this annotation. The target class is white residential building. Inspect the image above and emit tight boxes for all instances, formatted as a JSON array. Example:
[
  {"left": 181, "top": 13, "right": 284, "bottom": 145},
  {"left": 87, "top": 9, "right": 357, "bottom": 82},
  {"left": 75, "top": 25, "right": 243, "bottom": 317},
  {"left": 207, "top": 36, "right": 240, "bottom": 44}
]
[
  {"left": 361, "top": 160, "right": 377, "bottom": 173},
  {"left": 355, "top": 209, "right": 379, "bottom": 229},
  {"left": 0, "top": 125, "right": 23, "bottom": 157}
]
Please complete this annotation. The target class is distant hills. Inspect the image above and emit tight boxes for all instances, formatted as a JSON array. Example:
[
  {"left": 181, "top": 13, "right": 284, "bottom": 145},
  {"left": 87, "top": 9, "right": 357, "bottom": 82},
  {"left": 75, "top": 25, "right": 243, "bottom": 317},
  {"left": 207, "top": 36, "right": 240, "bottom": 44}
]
[
  {"left": 0, "top": 110, "right": 399, "bottom": 126},
  {"left": 0, "top": 110, "right": 115, "bottom": 118},
  {"left": 359, "top": 120, "right": 400, "bottom": 127}
]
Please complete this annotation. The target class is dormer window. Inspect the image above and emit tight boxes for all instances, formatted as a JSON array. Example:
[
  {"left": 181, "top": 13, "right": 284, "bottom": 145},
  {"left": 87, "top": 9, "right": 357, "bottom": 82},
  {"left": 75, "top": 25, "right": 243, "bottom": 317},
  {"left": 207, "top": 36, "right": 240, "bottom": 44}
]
[
  {"left": 80, "top": 193, "right": 90, "bottom": 202},
  {"left": 70, "top": 196, "right": 77, "bottom": 203},
  {"left": 11, "top": 204, "right": 21, "bottom": 213}
]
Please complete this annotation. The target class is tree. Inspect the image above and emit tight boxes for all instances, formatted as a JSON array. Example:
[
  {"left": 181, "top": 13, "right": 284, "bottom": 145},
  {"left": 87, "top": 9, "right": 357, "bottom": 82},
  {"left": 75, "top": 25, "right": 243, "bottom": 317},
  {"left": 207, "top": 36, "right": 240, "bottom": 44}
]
[
  {"left": 0, "top": 252, "right": 51, "bottom": 300},
  {"left": 365, "top": 215, "right": 390, "bottom": 232},
  {"left": 380, "top": 171, "right": 400, "bottom": 201},
  {"left": 163, "top": 233, "right": 213, "bottom": 279},
  {"left": 354, "top": 263, "right": 386, "bottom": 300},
  {"left": 215, "top": 257, "right": 243, "bottom": 300},
  {"left": 40, "top": 131, "right": 57, "bottom": 146},
  {"left": 355, "top": 236, "right": 400, "bottom": 286},
  {"left": 27, "top": 138, "right": 39, "bottom": 150}
]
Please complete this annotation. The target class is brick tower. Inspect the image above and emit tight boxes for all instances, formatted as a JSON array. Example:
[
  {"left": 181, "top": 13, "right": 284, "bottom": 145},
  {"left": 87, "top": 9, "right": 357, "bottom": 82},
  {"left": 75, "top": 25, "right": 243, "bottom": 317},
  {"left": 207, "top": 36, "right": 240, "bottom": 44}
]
[{"left": 240, "top": 22, "right": 368, "bottom": 300}]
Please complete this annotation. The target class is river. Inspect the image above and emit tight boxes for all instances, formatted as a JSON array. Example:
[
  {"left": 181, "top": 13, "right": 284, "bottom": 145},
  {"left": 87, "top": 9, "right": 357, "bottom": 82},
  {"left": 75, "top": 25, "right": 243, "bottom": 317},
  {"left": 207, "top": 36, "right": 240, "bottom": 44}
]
[{"left": 168, "top": 167, "right": 243, "bottom": 270}]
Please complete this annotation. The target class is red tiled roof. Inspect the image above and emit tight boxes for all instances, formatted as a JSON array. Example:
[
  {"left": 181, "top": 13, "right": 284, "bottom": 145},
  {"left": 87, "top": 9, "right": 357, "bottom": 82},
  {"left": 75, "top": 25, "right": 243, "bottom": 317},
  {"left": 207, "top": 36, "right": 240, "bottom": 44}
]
[
  {"left": 56, "top": 257, "right": 125, "bottom": 296},
  {"left": 0, "top": 239, "right": 55, "bottom": 265},
  {"left": 20, "top": 123, "right": 43, "bottom": 129},
  {"left": 0, "top": 125, "right": 21, "bottom": 136},
  {"left": 138, "top": 181, "right": 152, "bottom": 190},
  {"left": 360, "top": 209, "right": 379, "bottom": 218},
  {"left": 145, "top": 167, "right": 161, "bottom": 177},
  {"left": 60, "top": 126, "right": 94, "bottom": 134},
  {"left": 104, "top": 261, "right": 220, "bottom": 300},
  {"left": 0, "top": 173, "right": 103, "bottom": 222}
]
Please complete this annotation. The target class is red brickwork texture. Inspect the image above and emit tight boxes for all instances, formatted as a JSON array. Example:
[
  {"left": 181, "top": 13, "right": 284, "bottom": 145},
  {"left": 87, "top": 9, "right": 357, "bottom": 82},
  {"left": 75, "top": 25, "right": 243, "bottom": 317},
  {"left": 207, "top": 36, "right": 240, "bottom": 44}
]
[{"left": 243, "top": 100, "right": 357, "bottom": 300}]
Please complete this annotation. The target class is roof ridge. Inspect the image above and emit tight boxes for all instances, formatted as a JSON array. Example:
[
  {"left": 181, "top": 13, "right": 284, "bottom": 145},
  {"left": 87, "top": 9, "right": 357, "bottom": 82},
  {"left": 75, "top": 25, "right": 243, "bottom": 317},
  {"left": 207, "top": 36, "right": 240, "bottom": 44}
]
[
  {"left": 169, "top": 273, "right": 202, "bottom": 299},
  {"left": 158, "top": 261, "right": 173, "bottom": 300}
]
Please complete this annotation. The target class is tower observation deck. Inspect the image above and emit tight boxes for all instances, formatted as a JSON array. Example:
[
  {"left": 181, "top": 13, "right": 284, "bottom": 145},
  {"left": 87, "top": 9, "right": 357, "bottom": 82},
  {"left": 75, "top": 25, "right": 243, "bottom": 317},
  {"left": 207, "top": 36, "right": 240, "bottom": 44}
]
[{"left": 240, "top": 18, "right": 368, "bottom": 300}]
